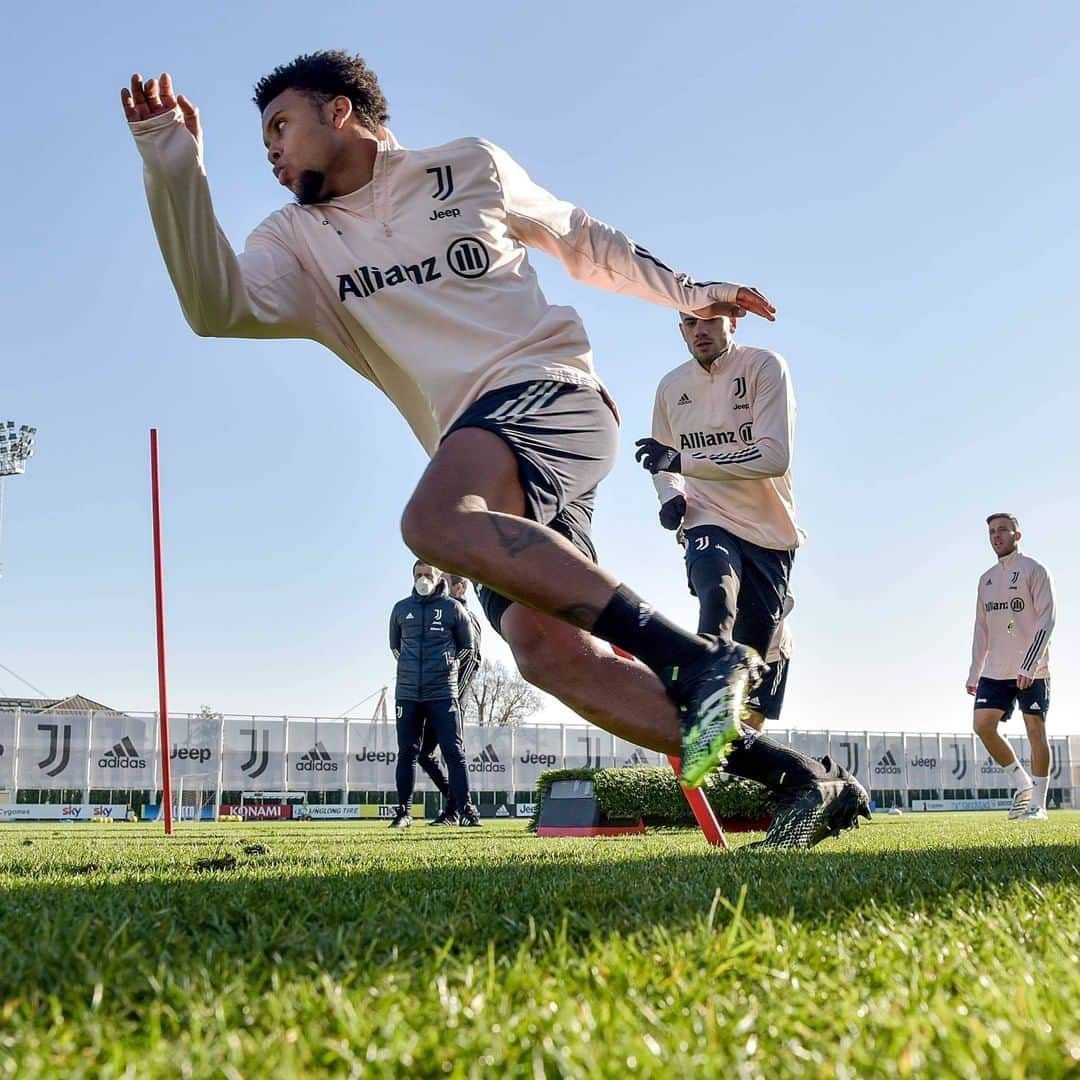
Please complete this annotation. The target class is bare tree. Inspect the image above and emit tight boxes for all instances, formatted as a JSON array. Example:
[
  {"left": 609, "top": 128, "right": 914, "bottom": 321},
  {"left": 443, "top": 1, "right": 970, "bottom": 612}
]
[{"left": 462, "top": 659, "right": 542, "bottom": 727}]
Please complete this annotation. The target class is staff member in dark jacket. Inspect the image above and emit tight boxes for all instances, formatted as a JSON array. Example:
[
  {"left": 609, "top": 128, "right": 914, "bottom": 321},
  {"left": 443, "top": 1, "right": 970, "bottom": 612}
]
[
  {"left": 389, "top": 561, "right": 479, "bottom": 828},
  {"left": 417, "top": 573, "right": 487, "bottom": 826}
]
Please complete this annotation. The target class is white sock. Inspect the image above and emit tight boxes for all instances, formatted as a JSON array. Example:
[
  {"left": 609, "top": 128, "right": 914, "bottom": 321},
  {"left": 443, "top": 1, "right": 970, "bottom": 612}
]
[
  {"left": 1005, "top": 758, "right": 1032, "bottom": 791},
  {"left": 1032, "top": 774, "right": 1049, "bottom": 810}
]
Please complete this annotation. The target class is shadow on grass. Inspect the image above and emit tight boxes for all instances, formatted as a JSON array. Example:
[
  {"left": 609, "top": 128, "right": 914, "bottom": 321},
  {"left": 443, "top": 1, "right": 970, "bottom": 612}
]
[{"left": 1, "top": 833, "right": 1078, "bottom": 1002}]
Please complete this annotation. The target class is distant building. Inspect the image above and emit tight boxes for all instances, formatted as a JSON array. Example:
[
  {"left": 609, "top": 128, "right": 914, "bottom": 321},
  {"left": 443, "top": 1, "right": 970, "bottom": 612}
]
[{"left": 0, "top": 694, "right": 124, "bottom": 714}]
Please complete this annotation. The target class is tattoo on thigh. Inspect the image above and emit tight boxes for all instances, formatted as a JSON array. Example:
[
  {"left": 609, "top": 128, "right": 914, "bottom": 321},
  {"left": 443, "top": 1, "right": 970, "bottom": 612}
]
[
  {"left": 555, "top": 602, "right": 601, "bottom": 630},
  {"left": 490, "top": 516, "right": 550, "bottom": 557}
]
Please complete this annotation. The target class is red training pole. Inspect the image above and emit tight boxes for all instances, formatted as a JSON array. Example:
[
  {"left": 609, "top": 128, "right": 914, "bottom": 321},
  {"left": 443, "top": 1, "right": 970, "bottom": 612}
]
[
  {"left": 150, "top": 429, "right": 174, "bottom": 835},
  {"left": 667, "top": 755, "right": 728, "bottom": 849},
  {"left": 610, "top": 645, "right": 727, "bottom": 848}
]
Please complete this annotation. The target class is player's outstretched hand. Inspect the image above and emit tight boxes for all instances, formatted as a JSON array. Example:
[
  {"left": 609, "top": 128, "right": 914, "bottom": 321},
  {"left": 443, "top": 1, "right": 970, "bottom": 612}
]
[
  {"left": 635, "top": 438, "right": 681, "bottom": 475},
  {"left": 121, "top": 72, "right": 201, "bottom": 142},
  {"left": 693, "top": 286, "right": 776, "bottom": 322}
]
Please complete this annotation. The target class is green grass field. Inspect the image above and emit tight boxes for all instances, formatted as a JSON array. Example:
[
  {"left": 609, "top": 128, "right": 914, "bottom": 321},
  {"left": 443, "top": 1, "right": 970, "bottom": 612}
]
[{"left": 2, "top": 814, "right": 1079, "bottom": 1078}]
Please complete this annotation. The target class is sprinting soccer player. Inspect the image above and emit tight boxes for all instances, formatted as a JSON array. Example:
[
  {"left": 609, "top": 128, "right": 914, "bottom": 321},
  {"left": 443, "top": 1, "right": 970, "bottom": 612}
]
[
  {"left": 389, "top": 561, "right": 479, "bottom": 828},
  {"left": 636, "top": 310, "right": 803, "bottom": 733},
  {"left": 967, "top": 513, "right": 1056, "bottom": 821},
  {"left": 121, "top": 53, "right": 866, "bottom": 843}
]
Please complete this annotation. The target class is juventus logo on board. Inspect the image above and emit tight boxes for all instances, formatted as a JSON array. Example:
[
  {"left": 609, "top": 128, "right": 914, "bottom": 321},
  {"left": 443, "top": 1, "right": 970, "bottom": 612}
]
[
  {"left": 426, "top": 164, "right": 455, "bottom": 201},
  {"left": 949, "top": 741, "right": 969, "bottom": 780},
  {"left": 37, "top": 723, "right": 73, "bottom": 778},
  {"left": 239, "top": 728, "right": 270, "bottom": 779},
  {"left": 839, "top": 741, "right": 860, "bottom": 776}
]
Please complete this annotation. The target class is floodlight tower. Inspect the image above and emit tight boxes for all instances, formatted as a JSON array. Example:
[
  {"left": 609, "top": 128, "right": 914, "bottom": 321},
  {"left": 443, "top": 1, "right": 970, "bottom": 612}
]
[{"left": 0, "top": 421, "right": 38, "bottom": 579}]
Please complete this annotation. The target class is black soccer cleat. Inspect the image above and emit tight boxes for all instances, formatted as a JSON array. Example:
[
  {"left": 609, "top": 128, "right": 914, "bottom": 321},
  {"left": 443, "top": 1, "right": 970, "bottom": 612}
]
[
  {"left": 388, "top": 806, "right": 412, "bottom": 829},
  {"left": 458, "top": 805, "right": 482, "bottom": 827},
  {"left": 662, "top": 640, "right": 766, "bottom": 788},
  {"left": 751, "top": 771, "right": 871, "bottom": 850},
  {"left": 429, "top": 808, "right": 460, "bottom": 827}
]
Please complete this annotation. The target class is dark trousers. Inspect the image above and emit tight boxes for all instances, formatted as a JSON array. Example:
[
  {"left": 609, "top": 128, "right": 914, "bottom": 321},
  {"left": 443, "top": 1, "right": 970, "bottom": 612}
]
[
  {"left": 685, "top": 525, "right": 793, "bottom": 655},
  {"left": 395, "top": 699, "right": 470, "bottom": 811},
  {"left": 685, "top": 525, "right": 793, "bottom": 707},
  {"left": 417, "top": 722, "right": 455, "bottom": 813}
]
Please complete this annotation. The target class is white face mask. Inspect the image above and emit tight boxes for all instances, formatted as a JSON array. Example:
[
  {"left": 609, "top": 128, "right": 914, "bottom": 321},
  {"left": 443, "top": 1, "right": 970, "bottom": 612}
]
[{"left": 414, "top": 575, "right": 436, "bottom": 596}]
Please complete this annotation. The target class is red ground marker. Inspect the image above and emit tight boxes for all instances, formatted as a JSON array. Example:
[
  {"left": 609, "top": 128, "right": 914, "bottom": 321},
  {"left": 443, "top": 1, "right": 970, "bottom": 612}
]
[{"left": 610, "top": 645, "right": 728, "bottom": 849}]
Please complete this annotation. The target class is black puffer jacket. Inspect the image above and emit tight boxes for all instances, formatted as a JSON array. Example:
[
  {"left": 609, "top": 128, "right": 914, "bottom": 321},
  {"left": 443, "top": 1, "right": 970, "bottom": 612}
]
[{"left": 389, "top": 581, "right": 476, "bottom": 701}]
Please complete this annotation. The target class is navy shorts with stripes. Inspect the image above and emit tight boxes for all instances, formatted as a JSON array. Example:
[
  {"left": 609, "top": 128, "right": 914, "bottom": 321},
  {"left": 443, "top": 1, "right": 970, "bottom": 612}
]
[
  {"left": 442, "top": 380, "right": 618, "bottom": 635},
  {"left": 973, "top": 676, "right": 1050, "bottom": 720}
]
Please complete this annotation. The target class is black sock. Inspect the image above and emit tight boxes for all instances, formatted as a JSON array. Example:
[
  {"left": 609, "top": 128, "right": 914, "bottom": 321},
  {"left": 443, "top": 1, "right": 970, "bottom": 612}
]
[
  {"left": 592, "top": 584, "right": 709, "bottom": 677},
  {"left": 723, "top": 734, "right": 828, "bottom": 791}
]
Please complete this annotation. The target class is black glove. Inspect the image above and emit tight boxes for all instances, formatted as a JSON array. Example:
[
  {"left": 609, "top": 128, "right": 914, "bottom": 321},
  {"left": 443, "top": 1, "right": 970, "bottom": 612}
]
[
  {"left": 634, "top": 438, "right": 681, "bottom": 474},
  {"left": 658, "top": 495, "right": 686, "bottom": 531}
]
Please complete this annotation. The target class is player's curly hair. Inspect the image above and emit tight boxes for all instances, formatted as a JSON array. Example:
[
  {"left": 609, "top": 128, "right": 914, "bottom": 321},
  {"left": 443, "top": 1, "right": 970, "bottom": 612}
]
[{"left": 253, "top": 51, "right": 389, "bottom": 132}]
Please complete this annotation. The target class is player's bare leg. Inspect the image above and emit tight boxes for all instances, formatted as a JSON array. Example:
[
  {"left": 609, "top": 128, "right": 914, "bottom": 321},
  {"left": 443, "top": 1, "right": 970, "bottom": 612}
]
[
  {"left": 1023, "top": 712, "right": 1051, "bottom": 818},
  {"left": 499, "top": 605, "right": 680, "bottom": 755},
  {"left": 973, "top": 708, "right": 1013, "bottom": 765},
  {"left": 974, "top": 708, "right": 1033, "bottom": 818},
  {"left": 1022, "top": 713, "right": 1050, "bottom": 777},
  {"left": 402, "top": 428, "right": 620, "bottom": 624}
]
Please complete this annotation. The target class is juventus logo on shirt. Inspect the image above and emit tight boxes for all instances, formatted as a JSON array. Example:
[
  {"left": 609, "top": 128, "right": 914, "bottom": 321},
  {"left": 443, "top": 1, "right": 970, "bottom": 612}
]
[
  {"left": 426, "top": 164, "right": 455, "bottom": 201},
  {"left": 732, "top": 376, "right": 747, "bottom": 399}
]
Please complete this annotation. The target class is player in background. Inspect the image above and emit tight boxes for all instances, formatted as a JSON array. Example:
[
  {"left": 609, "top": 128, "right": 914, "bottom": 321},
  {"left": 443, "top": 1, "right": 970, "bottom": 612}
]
[
  {"left": 967, "top": 513, "right": 1056, "bottom": 820},
  {"left": 637, "top": 311, "right": 803, "bottom": 733}
]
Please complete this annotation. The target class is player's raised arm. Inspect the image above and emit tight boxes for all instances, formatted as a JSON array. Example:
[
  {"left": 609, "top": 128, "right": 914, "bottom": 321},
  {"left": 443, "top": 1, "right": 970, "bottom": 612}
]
[
  {"left": 121, "top": 72, "right": 314, "bottom": 340},
  {"left": 487, "top": 142, "right": 775, "bottom": 321}
]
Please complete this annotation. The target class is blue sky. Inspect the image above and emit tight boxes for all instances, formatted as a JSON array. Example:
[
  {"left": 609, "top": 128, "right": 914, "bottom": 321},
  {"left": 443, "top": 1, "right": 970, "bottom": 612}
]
[{"left": 1, "top": 1, "right": 1077, "bottom": 733}]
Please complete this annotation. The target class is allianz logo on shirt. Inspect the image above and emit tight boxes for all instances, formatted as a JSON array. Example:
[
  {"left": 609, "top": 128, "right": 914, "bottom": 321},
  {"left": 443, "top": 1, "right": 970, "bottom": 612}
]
[
  {"left": 336, "top": 238, "right": 491, "bottom": 302},
  {"left": 985, "top": 599, "right": 1025, "bottom": 613},
  {"left": 679, "top": 430, "right": 735, "bottom": 449}
]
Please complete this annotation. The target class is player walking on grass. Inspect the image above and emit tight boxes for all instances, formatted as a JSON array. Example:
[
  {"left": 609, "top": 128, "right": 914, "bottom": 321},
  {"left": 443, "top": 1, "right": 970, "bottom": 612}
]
[
  {"left": 967, "top": 514, "right": 1056, "bottom": 821},
  {"left": 121, "top": 51, "right": 866, "bottom": 845},
  {"left": 638, "top": 311, "right": 802, "bottom": 731}
]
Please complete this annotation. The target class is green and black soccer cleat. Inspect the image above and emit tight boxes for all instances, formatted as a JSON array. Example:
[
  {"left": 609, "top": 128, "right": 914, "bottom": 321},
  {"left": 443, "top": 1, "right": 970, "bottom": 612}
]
[{"left": 664, "top": 640, "right": 765, "bottom": 789}]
